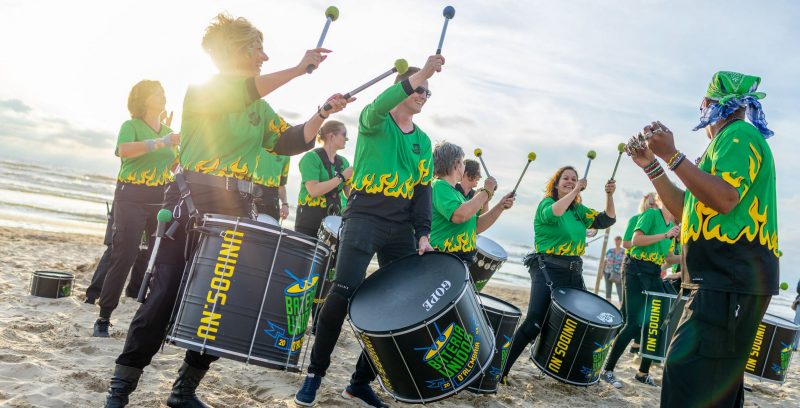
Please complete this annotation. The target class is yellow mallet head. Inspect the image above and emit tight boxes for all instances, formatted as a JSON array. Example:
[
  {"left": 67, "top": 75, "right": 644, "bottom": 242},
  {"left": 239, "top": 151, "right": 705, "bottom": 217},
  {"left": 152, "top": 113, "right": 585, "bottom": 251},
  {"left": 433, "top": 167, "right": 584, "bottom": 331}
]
[
  {"left": 394, "top": 59, "right": 409, "bottom": 75},
  {"left": 587, "top": 150, "right": 597, "bottom": 160},
  {"left": 325, "top": 6, "right": 340, "bottom": 21},
  {"left": 474, "top": 148, "right": 483, "bottom": 157},
  {"left": 528, "top": 152, "right": 537, "bottom": 161},
  {"left": 617, "top": 143, "right": 626, "bottom": 153}
]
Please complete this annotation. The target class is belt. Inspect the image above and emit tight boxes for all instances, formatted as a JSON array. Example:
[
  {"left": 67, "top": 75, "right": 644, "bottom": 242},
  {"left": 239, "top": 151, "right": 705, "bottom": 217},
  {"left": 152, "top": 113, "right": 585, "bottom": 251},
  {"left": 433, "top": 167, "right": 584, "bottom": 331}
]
[
  {"left": 182, "top": 171, "right": 263, "bottom": 197},
  {"left": 537, "top": 254, "right": 583, "bottom": 272}
]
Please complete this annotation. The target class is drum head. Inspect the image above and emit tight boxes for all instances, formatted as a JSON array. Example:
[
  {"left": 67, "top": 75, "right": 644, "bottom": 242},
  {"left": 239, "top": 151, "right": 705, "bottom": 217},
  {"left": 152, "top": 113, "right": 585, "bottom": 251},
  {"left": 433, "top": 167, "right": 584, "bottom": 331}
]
[
  {"left": 763, "top": 313, "right": 800, "bottom": 330},
  {"left": 350, "top": 252, "right": 468, "bottom": 334},
  {"left": 552, "top": 287, "right": 622, "bottom": 327},
  {"left": 322, "top": 216, "right": 342, "bottom": 236},
  {"left": 256, "top": 213, "right": 279, "bottom": 226},
  {"left": 478, "top": 293, "right": 521, "bottom": 317},
  {"left": 476, "top": 235, "right": 507, "bottom": 261}
]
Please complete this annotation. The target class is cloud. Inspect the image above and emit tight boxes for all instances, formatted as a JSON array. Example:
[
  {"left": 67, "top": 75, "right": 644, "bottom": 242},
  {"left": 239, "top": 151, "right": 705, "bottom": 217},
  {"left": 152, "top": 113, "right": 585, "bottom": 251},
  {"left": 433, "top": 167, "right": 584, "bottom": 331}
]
[{"left": 0, "top": 99, "right": 32, "bottom": 113}]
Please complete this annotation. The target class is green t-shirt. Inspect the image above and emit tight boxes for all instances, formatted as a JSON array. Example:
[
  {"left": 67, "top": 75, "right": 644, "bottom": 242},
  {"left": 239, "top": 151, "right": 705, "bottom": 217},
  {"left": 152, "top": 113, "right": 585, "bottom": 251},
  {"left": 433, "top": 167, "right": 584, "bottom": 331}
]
[
  {"left": 628, "top": 208, "right": 674, "bottom": 265},
  {"left": 297, "top": 150, "right": 350, "bottom": 209},
  {"left": 349, "top": 82, "right": 433, "bottom": 199},
  {"left": 622, "top": 214, "right": 640, "bottom": 254},
  {"left": 252, "top": 150, "right": 289, "bottom": 187},
  {"left": 430, "top": 179, "right": 477, "bottom": 253},
  {"left": 115, "top": 119, "right": 176, "bottom": 186},
  {"left": 534, "top": 197, "right": 599, "bottom": 256},
  {"left": 179, "top": 75, "right": 292, "bottom": 179},
  {"left": 681, "top": 120, "right": 779, "bottom": 295}
]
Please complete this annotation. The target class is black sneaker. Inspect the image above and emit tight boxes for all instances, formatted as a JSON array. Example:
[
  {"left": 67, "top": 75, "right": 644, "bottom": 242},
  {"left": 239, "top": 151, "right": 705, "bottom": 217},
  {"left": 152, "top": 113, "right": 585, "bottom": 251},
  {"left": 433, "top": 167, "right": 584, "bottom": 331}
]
[
  {"left": 294, "top": 374, "right": 322, "bottom": 407},
  {"left": 93, "top": 318, "right": 110, "bottom": 337},
  {"left": 342, "top": 384, "right": 388, "bottom": 408},
  {"left": 629, "top": 344, "right": 640, "bottom": 354},
  {"left": 634, "top": 373, "right": 658, "bottom": 387},
  {"left": 601, "top": 370, "right": 623, "bottom": 389}
]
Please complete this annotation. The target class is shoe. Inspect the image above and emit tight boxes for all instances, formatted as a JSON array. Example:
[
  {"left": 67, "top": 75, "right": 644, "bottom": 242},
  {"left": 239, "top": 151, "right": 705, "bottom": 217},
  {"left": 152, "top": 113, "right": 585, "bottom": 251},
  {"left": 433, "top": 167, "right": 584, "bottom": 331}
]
[
  {"left": 634, "top": 373, "right": 659, "bottom": 387},
  {"left": 601, "top": 370, "right": 622, "bottom": 389},
  {"left": 342, "top": 384, "right": 388, "bottom": 408},
  {"left": 165, "top": 363, "right": 210, "bottom": 407},
  {"left": 93, "top": 318, "right": 111, "bottom": 337},
  {"left": 104, "top": 365, "right": 142, "bottom": 407},
  {"left": 629, "top": 345, "right": 640, "bottom": 354},
  {"left": 294, "top": 374, "right": 322, "bottom": 407},
  {"left": 500, "top": 375, "right": 512, "bottom": 386}
]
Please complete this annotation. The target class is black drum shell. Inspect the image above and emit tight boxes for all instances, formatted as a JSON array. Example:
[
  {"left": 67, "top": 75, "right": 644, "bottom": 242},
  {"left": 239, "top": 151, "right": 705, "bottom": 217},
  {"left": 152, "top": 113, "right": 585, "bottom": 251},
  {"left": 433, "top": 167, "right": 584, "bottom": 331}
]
[
  {"left": 167, "top": 215, "right": 329, "bottom": 372},
  {"left": 469, "top": 236, "right": 507, "bottom": 291},
  {"left": 311, "top": 216, "right": 340, "bottom": 320},
  {"left": 744, "top": 314, "right": 799, "bottom": 384},
  {"left": 467, "top": 293, "right": 521, "bottom": 394},
  {"left": 640, "top": 291, "right": 687, "bottom": 361},
  {"left": 30, "top": 271, "right": 73, "bottom": 298},
  {"left": 531, "top": 288, "right": 623, "bottom": 385}
]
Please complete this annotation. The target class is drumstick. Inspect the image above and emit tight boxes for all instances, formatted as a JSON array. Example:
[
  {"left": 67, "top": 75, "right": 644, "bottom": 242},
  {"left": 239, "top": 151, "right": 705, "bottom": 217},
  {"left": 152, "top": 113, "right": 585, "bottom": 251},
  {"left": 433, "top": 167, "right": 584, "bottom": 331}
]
[
  {"left": 583, "top": 150, "right": 596, "bottom": 179},
  {"left": 137, "top": 209, "right": 173, "bottom": 303},
  {"left": 610, "top": 143, "right": 625, "bottom": 180},
  {"left": 322, "top": 59, "right": 409, "bottom": 111},
  {"left": 436, "top": 6, "right": 456, "bottom": 54},
  {"left": 307, "top": 6, "right": 340, "bottom": 74},
  {"left": 473, "top": 148, "right": 491, "bottom": 178},
  {"left": 511, "top": 152, "right": 537, "bottom": 196}
]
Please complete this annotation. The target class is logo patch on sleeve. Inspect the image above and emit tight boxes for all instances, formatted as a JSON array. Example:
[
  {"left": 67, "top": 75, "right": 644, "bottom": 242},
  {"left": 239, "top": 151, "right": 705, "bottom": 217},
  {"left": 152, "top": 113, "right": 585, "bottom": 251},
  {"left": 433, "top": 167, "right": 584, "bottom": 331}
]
[{"left": 412, "top": 144, "right": 421, "bottom": 154}]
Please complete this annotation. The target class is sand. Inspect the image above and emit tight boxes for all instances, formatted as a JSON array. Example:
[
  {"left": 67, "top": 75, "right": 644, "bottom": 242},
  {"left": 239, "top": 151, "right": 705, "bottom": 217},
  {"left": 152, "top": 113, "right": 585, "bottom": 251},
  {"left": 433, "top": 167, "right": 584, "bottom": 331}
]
[{"left": 0, "top": 226, "right": 796, "bottom": 407}]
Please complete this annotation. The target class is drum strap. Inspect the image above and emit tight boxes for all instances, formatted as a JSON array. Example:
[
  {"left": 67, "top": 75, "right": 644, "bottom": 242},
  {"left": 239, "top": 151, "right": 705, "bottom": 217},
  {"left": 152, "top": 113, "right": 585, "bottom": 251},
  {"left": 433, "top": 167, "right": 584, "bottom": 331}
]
[
  {"left": 174, "top": 172, "right": 198, "bottom": 217},
  {"left": 314, "top": 148, "right": 344, "bottom": 215},
  {"left": 661, "top": 286, "right": 683, "bottom": 332}
]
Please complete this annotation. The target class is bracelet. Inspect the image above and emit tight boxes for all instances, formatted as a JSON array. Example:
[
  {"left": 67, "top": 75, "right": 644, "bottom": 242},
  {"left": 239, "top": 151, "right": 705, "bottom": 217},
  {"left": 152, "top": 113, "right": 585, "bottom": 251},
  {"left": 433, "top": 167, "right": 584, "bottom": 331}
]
[
  {"left": 647, "top": 164, "right": 665, "bottom": 180},
  {"left": 317, "top": 107, "right": 329, "bottom": 120},
  {"left": 478, "top": 188, "right": 493, "bottom": 201},
  {"left": 144, "top": 139, "right": 156, "bottom": 152},
  {"left": 668, "top": 153, "right": 686, "bottom": 171},
  {"left": 666, "top": 151, "right": 682, "bottom": 167},
  {"left": 160, "top": 134, "right": 173, "bottom": 146},
  {"left": 336, "top": 172, "right": 346, "bottom": 182},
  {"left": 643, "top": 159, "right": 659, "bottom": 173}
]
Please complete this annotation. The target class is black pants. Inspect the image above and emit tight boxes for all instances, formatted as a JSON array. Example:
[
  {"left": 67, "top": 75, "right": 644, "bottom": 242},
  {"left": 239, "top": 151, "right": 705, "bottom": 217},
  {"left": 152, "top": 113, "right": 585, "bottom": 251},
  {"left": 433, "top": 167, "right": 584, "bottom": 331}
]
[
  {"left": 661, "top": 289, "right": 770, "bottom": 408},
  {"left": 502, "top": 255, "right": 585, "bottom": 378},
  {"left": 254, "top": 186, "right": 280, "bottom": 220},
  {"left": 294, "top": 205, "right": 329, "bottom": 238},
  {"left": 97, "top": 183, "right": 162, "bottom": 318},
  {"left": 605, "top": 259, "right": 665, "bottom": 373},
  {"left": 86, "top": 207, "right": 148, "bottom": 301},
  {"left": 115, "top": 181, "right": 253, "bottom": 371},
  {"left": 308, "top": 216, "right": 416, "bottom": 385}
]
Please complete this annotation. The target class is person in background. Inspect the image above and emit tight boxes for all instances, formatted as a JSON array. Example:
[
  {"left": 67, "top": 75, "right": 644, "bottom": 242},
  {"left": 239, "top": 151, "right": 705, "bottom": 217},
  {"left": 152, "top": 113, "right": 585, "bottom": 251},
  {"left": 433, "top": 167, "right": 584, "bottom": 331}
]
[
  {"left": 456, "top": 159, "right": 490, "bottom": 215},
  {"left": 603, "top": 236, "right": 624, "bottom": 303}
]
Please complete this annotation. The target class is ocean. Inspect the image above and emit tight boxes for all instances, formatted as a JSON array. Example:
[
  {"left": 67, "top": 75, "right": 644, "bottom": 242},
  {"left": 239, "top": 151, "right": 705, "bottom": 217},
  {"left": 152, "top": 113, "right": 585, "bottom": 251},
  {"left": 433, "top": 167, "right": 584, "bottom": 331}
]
[{"left": 0, "top": 159, "right": 796, "bottom": 320}]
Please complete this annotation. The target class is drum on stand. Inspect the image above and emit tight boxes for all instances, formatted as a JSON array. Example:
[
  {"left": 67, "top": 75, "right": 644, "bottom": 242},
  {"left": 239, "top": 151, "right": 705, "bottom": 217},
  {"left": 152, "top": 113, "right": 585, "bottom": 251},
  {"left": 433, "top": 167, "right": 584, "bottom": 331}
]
[
  {"left": 467, "top": 293, "right": 521, "bottom": 394},
  {"left": 469, "top": 235, "right": 507, "bottom": 291},
  {"left": 312, "top": 215, "right": 341, "bottom": 320},
  {"left": 639, "top": 291, "right": 688, "bottom": 361},
  {"left": 166, "top": 214, "right": 330, "bottom": 372},
  {"left": 530, "top": 287, "right": 623, "bottom": 385},
  {"left": 348, "top": 252, "right": 495, "bottom": 403},
  {"left": 744, "top": 313, "right": 799, "bottom": 384}
]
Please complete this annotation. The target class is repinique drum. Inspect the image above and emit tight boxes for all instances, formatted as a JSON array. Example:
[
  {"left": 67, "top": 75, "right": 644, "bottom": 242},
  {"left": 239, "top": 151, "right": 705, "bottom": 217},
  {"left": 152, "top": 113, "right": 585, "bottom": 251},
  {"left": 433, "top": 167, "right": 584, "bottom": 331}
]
[
  {"left": 530, "top": 287, "right": 623, "bottom": 385},
  {"left": 29, "top": 271, "right": 73, "bottom": 298},
  {"left": 349, "top": 252, "right": 495, "bottom": 403},
  {"left": 469, "top": 235, "right": 507, "bottom": 291},
  {"left": 167, "top": 214, "right": 330, "bottom": 372},
  {"left": 640, "top": 291, "right": 688, "bottom": 361},
  {"left": 744, "top": 313, "right": 799, "bottom": 384},
  {"left": 468, "top": 293, "right": 521, "bottom": 394},
  {"left": 311, "top": 216, "right": 341, "bottom": 320}
]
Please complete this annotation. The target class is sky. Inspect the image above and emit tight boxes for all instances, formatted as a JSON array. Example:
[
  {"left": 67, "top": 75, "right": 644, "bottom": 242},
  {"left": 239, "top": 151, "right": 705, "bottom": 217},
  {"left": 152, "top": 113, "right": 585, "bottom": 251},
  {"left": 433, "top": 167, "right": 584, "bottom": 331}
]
[{"left": 1, "top": 0, "right": 799, "bottom": 283}]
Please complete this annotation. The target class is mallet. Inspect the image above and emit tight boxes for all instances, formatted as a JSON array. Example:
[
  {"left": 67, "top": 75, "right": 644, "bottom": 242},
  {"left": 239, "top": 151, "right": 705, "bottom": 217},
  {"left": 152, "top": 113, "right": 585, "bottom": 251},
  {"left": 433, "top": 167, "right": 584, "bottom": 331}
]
[
  {"left": 583, "top": 150, "right": 597, "bottom": 179},
  {"left": 473, "top": 148, "right": 491, "bottom": 178},
  {"left": 511, "top": 152, "right": 537, "bottom": 195},
  {"left": 610, "top": 143, "right": 625, "bottom": 180},
  {"left": 323, "top": 59, "right": 408, "bottom": 111},
  {"left": 137, "top": 209, "right": 173, "bottom": 303},
  {"left": 307, "top": 6, "right": 340, "bottom": 74},
  {"left": 436, "top": 6, "right": 456, "bottom": 54}
]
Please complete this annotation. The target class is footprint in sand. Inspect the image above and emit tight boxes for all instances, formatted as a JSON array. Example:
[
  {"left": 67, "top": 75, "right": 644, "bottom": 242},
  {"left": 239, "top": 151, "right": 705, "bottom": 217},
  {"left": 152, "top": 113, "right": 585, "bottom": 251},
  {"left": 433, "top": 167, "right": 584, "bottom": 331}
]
[
  {"left": 79, "top": 345, "right": 99, "bottom": 355},
  {"left": 65, "top": 371, "right": 107, "bottom": 393}
]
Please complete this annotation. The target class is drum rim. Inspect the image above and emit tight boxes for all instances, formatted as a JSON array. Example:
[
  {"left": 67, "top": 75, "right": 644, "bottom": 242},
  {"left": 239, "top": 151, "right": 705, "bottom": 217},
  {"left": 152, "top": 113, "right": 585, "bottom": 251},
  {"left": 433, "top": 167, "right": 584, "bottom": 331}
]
[
  {"left": 321, "top": 215, "right": 342, "bottom": 235},
  {"left": 477, "top": 293, "right": 522, "bottom": 318},
  {"left": 763, "top": 313, "right": 800, "bottom": 330},
  {"left": 529, "top": 349, "right": 600, "bottom": 386},
  {"left": 204, "top": 215, "right": 330, "bottom": 256},
  {"left": 550, "top": 288, "right": 623, "bottom": 329},
  {"left": 167, "top": 336, "right": 303, "bottom": 371},
  {"left": 32, "top": 271, "right": 75, "bottom": 279},
  {"left": 744, "top": 372, "right": 787, "bottom": 385},
  {"left": 476, "top": 235, "right": 508, "bottom": 261},
  {"left": 639, "top": 351, "right": 667, "bottom": 362},
  {"left": 642, "top": 290, "right": 689, "bottom": 301}
]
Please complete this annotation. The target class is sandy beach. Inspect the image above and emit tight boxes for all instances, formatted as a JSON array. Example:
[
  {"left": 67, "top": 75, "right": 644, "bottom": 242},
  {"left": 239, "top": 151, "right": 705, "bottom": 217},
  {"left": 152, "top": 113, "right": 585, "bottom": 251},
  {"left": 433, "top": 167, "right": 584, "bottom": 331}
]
[{"left": 0, "top": 226, "right": 796, "bottom": 407}]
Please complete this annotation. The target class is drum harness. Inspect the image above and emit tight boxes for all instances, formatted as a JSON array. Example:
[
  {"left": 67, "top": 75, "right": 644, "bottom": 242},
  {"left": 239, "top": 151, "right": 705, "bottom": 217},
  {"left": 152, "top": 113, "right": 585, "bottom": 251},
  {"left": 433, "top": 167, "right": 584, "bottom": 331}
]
[{"left": 523, "top": 253, "right": 586, "bottom": 335}]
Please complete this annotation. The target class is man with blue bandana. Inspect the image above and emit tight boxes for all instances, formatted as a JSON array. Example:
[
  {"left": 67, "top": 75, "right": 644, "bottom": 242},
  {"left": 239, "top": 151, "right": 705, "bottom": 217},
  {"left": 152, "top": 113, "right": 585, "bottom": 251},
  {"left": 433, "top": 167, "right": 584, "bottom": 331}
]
[{"left": 625, "top": 71, "right": 779, "bottom": 407}]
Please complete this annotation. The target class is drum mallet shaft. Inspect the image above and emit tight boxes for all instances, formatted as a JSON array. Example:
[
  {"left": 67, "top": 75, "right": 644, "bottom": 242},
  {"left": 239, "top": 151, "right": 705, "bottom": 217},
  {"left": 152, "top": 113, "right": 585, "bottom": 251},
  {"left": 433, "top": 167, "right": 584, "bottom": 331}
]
[
  {"left": 473, "top": 148, "right": 491, "bottom": 178},
  {"left": 436, "top": 6, "right": 456, "bottom": 55},
  {"left": 511, "top": 152, "right": 537, "bottom": 196},
  {"left": 137, "top": 209, "right": 173, "bottom": 303},
  {"left": 307, "top": 6, "right": 340, "bottom": 74},
  {"left": 583, "top": 150, "right": 596, "bottom": 179},
  {"left": 610, "top": 143, "right": 625, "bottom": 180},
  {"left": 323, "top": 59, "right": 408, "bottom": 111}
]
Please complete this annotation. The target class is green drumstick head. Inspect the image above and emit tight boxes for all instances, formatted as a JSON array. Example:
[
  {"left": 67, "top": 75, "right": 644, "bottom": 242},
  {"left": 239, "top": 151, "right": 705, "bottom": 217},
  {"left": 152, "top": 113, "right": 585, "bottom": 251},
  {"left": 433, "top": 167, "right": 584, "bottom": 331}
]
[
  {"left": 780, "top": 282, "right": 789, "bottom": 290},
  {"left": 394, "top": 59, "right": 409, "bottom": 75},
  {"left": 474, "top": 148, "right": 483, "bottom": 157},
  {"left": 528, "top": 152, "right": 537, "bottom": 161},
  {"left": 325, "top": 6, "right": 340, "bottom": 21},
  {"left": 587, "top": 150, "right": 597, "bottom": 160},
  {"left": 443, "top": 5, "right": 456, "bottom": 19},
  {"left": 156, "top": 209, "right": 173, "bottom": 223},
  {"left": 617, "top": 143, "right": 626, "bottom": 153}
]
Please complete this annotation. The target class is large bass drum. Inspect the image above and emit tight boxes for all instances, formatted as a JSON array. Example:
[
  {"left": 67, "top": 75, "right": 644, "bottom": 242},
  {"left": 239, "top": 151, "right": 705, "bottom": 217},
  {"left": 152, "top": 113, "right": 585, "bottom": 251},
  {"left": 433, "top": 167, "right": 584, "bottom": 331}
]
[
  {"left": 467, "top": 293, "right": 521, "bottom": 394},
  {"left": 744, "top": 313, "right": 799, "bottom": 384},
  {"left": 349, "top": 252, "right": 495, "bottom": 404},
  {"left": 166, "top": 214, "right": 330, "bottom": 372},
  {"left": 530, "top": 287, "right": 623, "bottom": 385},
  {"left": 469, "top": 235, "right": 507, "bottom": 291}
]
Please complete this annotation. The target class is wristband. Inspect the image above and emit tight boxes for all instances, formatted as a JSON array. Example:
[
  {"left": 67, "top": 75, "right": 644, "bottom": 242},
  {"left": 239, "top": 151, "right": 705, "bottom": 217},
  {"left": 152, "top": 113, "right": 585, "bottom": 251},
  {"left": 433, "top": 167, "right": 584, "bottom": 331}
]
[
  {"left": 666, "top": 151, "right": 682, "bottom": 167},
  {"left": 669, "top": 153, "right": 686, "bottom": 171},
  {"left": 336, "top": 172, "right": 346, "bottom": 183},
  {"left": 317, "top": 107, "right": 329, "bottom": 120},
  {"left": 478, "top": 188, "right": 493, "bottom": 201},
  {"left": 160, "top": 134, "right": 174, "bottom": 146},
  {"left": 144, "top": 139, "right": 156, "bottom": 152}
]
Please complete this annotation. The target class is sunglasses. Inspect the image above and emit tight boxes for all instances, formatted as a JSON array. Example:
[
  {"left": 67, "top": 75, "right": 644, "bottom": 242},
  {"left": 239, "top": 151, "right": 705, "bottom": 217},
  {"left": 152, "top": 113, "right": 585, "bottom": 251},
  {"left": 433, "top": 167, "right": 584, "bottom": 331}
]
[{"left": 414, "top": 86, "right": 432, "bottom": 98}]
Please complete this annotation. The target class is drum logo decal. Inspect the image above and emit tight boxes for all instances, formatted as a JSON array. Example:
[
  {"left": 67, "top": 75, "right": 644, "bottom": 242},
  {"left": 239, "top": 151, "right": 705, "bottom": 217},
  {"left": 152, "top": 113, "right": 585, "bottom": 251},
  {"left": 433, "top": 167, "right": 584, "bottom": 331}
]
[
  {"left": 597, "top": 312, "right": 615, "bottom": 324},
  {"left": 548, "top": 317, "right": 578, "bottom": 374},
  {"left": 197, "top": 229, "right": 244, "bottom": 341},
  {"left": 746, "top": 323, "right": 767, "bottom": 373},
  {"left": 422, "top": 280, "right": 452, "bottom": 312},
  {"left": 489, "top": 334, "right": 513, "bottom": 381},
  {"left": 415, "top": 321, "right": 481, "bottom": 390},
  {"left": 361, "top": 334, "right": 394, "bottom": 393},
  {"left": 645, "top": 298, "right": 662, "bottom": 353},
  {"left": 581, "top": 341, "right": 612, "bottom": 380},
  {"left": 263, "top": 269, "right": 319, "bottom": 354},
  {"left": 773, "top": 343, "right": 792, "bottom": 375}
]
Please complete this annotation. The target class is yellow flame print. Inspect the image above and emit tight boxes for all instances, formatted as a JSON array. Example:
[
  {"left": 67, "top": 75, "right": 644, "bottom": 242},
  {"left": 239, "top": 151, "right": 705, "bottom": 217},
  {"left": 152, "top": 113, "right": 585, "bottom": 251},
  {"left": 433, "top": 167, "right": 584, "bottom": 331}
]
[
  {"left": 438, "top": 230, "right": 477, "bottom": 253},
  {"left": 299, "top": 194, "right": 327, "bottom": 208},
  {"left": 119, "top": 167, "right": 173, "bottom": 186},
  {"left": 194, "top": 157, "right": 250, "bottom": 179},
  {"left": 542, "top": 240, "right": 586, "bottom": 256},
  {"left": 351, "top": 159, "right": 431, "bottom": 199}
]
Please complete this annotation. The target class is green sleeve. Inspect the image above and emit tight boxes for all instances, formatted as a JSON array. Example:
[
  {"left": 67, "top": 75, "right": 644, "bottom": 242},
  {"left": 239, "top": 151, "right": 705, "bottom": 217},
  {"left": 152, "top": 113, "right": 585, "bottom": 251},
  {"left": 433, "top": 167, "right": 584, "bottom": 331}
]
[
  {"left": 421, "top": 139, "right": 433, "bottom": 184},
  {"left": 623, "top": 216, "right": 639, "bottom": 241},
  {"left": 359, "top": 81, "right": 412, "bottom": 131},
  {"left": 433, "top": 183, "right": 462, "bottom": 221},
  {"left": 635, "top": 209, "right": 656, "bottom": 235},
  {"left": 262, "top": 104, "right": 293, "bottom": 151},
  {"left": 711, "top": 132, "right": 759, "bottom": 201},
  {"left": 341, "top": 156, "right": 350, "bottom": 170},
  {"left": 577, "top": 203, "right": 599, "bottom": 228},
  {"left": 299, "top": 153, "right": 321, "bottom": 184},
  {"left": 537, "top": 198, "right": 558, "bottom": 224},
  {"left": 115, "top": 121, "right": 136, "bottom": 157},
  {"left": 280, "top": 157, "right": 290, "bottom": 186}
]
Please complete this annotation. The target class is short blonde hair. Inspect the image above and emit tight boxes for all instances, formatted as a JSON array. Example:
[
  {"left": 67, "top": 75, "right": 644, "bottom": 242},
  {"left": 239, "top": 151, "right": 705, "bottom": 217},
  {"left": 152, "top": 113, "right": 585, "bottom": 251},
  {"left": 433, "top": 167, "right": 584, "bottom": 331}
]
[
  {"left": 638, "top": 192, "right": 656, "bottom": 213},
  {"left": 317, "top": 120, "right": 346, "bottom": 144},
  {"left": 127, "top": 80, "right": 162, "bottom": 119},
  {"left": 201, "top": 13, "right": 264, "bottom": 69}
]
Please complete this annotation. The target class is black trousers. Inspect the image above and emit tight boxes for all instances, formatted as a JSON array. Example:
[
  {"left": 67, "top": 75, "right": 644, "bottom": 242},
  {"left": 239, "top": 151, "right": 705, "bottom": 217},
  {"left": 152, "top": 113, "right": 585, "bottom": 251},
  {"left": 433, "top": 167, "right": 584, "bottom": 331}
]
[
  {"left": 115, "top": 181, "right": 253, "bottom": 371},
  {"left": 307, "top": 216, "right": 416, "bottom": 385},
  {"left": 502, "top": 255, "right": 585, "bottom": 378},
  {"left": 86, "top": 207, "right": 148, "bottom": 301},
  {"left": 254, "top": 186, "right": 280, "bottom": 220},
  {"left": 294, "top": 205, "right": 329, "bottom": 238},
  {"left": 661, "top": 289, "right": 770, "bottom": 408},
  {"left": 605, "top": 259, "right": 665, "bottom": 373},
  {"left": 97, "top": 183, "right": 162, "bottom": 318}
]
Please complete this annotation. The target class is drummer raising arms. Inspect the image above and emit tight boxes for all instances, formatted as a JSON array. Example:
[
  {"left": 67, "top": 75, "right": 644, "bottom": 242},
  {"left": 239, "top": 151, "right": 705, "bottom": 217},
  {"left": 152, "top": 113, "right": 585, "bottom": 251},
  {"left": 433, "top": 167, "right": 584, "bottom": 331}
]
[
  {"left": 103, "top": 13, "right": 351, "bottom": 407},
  {"left": 501, "top": 166, "right": 616, "bottom": 383},
  {"left": 601, "top": 195, "right": 679, "bottom": 388},
  {"left": 252, "top": 150, "right": 291, "bottom": 222},
  {"left": 294, "top": 120, "right": 351, "bottom": 237},
  {"left": 626, "top": 71, "right": 779, "bottom": 407},
  {"left": 294, "top": 55, "right": 445, "bottom": 408},
  {"left": 429, "top": 141, "right": 514, "bottom": 264}
]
